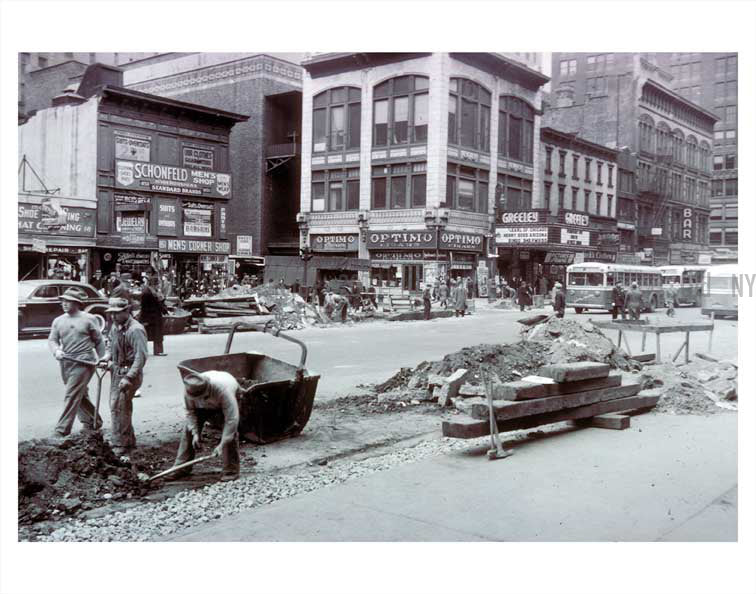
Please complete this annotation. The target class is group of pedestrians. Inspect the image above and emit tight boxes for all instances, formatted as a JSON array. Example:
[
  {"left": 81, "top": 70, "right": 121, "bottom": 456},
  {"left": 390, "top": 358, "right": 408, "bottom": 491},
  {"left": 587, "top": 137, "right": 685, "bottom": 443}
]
[{"left": 611, "top": 281, "right": 645, "bottom": 320}]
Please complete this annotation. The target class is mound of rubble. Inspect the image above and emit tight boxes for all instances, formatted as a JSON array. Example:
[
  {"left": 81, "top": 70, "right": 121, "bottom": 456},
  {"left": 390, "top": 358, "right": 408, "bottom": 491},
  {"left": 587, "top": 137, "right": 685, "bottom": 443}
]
[
  {"left": 252, "top": 285, "right": 326, "bottom": 330},
  {"left": 634, "top": 357, "right": 738, "bottom": 415},
  {"left": 523, "top": 316, "right": 641, "bottom": 371},
  {"left": 18, "top": 432, "right": 157, "bottom": 525}
]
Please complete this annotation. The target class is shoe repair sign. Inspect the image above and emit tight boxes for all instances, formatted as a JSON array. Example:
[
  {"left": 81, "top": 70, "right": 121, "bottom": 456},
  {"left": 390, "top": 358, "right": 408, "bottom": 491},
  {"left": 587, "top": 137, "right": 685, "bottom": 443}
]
[{"left": 115, "top": 160, "right": 232, "bottom": 199}]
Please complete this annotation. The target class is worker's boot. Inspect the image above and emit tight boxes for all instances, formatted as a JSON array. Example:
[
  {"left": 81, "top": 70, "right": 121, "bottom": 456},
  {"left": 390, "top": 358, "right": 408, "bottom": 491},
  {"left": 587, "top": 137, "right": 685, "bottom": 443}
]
[{"left": 219, "top": 472, "right": 239, "bottom": 482}]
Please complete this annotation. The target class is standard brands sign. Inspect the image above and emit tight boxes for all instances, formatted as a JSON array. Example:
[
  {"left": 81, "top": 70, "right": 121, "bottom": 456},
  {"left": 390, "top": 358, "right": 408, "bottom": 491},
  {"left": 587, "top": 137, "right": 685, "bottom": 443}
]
[
  {"left": 312, "top": 234, "right": 359, "bottom": 252},
  {"left": 438, "top": 231, "right": 484, "bottom": 252},
  {"left": 115, "top": 160, "right": 231, "bottom": 198},
  {"left": 18, "top": 202, "right": 95, "bottom": 237},
  {"left": 500, "top": 211, "right": 542, "bottom": 225},
  {"left": 495, "top": 227, "right": 548, "bottom": 244},
  {"left": 367, "top": 231, "right": 436, "bottom": 250}
]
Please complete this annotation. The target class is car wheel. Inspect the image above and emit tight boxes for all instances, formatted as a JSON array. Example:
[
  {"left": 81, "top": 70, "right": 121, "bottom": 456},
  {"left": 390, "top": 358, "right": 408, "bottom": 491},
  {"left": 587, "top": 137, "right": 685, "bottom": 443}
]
[{"left": 574, "top": 307, "right": 584, "bottom": 314}]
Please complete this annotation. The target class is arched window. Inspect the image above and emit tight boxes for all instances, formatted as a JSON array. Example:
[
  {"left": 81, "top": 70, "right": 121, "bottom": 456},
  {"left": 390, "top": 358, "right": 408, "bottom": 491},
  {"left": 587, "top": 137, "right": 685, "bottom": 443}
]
[
  {"left": 498, "top": 96, "right": 535, "bottom": 164},
  {"left": 313, "top": 86, "right": 361, "bottom": 153},
  {"left": 448, "top": 78, "right": 491, "bottom": 152},
  {"left": 700, "top": 141, "right": 711, "bottom": 173},
  {"left": 655, "top": 122, "right": 671, "bottom": 158},
  {"left": 373, "top": 75, "right": 429, "bottom": 148},
  {"left": 671, "top": 129, "right": 685, "bottom": 164},
  {"left": 686, "top": 135, "right": 698, "bottom": 168},
  {"left": 638, "top": 114, "right": 655, "bottom": 154}
]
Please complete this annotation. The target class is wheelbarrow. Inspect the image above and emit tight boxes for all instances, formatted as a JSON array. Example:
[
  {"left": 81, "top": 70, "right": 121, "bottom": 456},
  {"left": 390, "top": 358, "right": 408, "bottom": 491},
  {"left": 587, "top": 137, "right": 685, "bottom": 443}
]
[{"left": 177, "top": 321, "right": 320, "bottom": 444}]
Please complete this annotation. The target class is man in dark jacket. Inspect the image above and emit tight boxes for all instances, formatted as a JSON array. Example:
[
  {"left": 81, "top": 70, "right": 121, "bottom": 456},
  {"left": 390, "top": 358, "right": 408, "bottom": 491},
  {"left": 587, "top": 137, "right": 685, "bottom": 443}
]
[
  {"left": 611, "top": 282, "right": 626, "bottom": 320},
  {"left": 517, "top": 282, "right": 529, "bottom": 312},
  {"left": 625, "top": 282, "right": 644, "bottom": 320},
  {"left": 140, "top": 276, "right": 166, "bottom": 356},
  {"left": 553, "top": 282, "right": 566, "bottom": 318},
  {"left": 422, "top": 284, "right": 432, "bottom": 320}
]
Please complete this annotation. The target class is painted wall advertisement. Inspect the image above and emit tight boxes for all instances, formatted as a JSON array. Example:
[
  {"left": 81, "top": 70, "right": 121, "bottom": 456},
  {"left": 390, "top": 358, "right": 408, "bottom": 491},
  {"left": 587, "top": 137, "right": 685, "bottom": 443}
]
[
  {"left": 18, "top": 201, "right": 95, "bottom": 237},
  {"left": 114, "top": 131, "right": 151, "bottom": 162},
  {"left": 182, "top": 202, "right": 213, "bottom": 237},
  {"left": 495, "top": 227, "right": 548, "bottom": 244},
  {"left": 115, "top": 160, "right": 231, "bottom": 198}
]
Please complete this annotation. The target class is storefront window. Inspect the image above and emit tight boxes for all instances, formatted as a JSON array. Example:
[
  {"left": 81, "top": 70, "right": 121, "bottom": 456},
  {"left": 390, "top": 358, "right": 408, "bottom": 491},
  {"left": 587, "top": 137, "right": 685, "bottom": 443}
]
[
  {"left": 313, "top": 86, "right": 361, "bottom": 153},
  {"left": 449, "top": 78, "right": 492, "bottom": 152},
  {"left": 373, "top": 75, "right": 429, "bottom": 148}
]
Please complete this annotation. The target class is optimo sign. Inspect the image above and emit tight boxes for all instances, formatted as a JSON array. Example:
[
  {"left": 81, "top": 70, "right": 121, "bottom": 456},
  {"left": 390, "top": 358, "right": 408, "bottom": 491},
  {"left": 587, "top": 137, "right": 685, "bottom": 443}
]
[
  {"left": 367, "top": 231, "right": 436, "bottom": 250},
  {"left": 312, "top": 234, "right": 359, "bottom": 252},
  {"left": 438, "top": 231, "right": 484, "bottom": 252},
  {"left": 115, "top": 160, "right": 231, "bottom": 198}
]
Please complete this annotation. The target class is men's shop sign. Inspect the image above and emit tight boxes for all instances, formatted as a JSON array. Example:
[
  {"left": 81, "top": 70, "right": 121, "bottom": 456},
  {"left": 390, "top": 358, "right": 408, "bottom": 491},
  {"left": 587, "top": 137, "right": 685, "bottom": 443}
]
[
  {"left": 367, "top": 231, "right": 436, "bottom": 250},
  {"left": 18, "top": 202, "right": 95, "bottom": 237},
  {"left": 438, "top": 232, "right": 484, "bottom": 252},
  {"left": 159, "top": 239, "right": 231, "bottom": 254},
  {"left": 312, "top": 234, "right": 359, "bottom": 252},
  {"left": 115, "top": 160, "right": 231, "bottom": 198}
]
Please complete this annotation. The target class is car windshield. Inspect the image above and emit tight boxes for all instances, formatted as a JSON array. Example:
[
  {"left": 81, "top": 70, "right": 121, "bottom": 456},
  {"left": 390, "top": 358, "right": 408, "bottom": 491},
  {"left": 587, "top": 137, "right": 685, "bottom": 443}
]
[{"left": 18, "top": 283, "right": 36, "bottom": 300}]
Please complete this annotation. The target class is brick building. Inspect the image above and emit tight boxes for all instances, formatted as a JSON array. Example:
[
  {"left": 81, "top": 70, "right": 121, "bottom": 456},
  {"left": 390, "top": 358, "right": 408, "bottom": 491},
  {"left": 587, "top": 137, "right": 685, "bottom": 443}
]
[
  {"left": 18, "top": 64, "right": 248, "bottom": 285},
  {"left": 655, "top": 53, "right": 738, "bottom": 263},
  {"left": 295, "top": 52, "right": 548, "bottom": 295},
  {"left": 547, "top": 53, "right": 717, "bottom": 266},
  {"left": 123, "top": 53, "right": 304, "bottom": 277}
]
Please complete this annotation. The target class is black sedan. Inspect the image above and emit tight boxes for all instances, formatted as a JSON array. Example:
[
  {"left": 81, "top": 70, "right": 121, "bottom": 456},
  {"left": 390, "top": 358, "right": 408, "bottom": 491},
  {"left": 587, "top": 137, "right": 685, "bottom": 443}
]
[{"left": 18, "top": 280, "right": 108, "bottom": 337}]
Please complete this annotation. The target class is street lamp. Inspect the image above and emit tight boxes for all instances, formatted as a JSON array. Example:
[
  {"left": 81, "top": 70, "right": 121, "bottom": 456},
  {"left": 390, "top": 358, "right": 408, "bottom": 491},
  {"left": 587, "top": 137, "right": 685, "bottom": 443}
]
[{"left": 299, "top": 245, "right": 314, "bottom": 301}]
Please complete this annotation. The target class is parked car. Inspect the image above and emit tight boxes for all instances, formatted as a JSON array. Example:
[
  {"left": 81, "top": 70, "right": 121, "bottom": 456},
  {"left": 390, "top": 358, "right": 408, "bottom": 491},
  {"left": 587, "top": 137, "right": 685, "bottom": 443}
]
[{"left": 18, "top": 280, "right": 108, "bottom": 337}]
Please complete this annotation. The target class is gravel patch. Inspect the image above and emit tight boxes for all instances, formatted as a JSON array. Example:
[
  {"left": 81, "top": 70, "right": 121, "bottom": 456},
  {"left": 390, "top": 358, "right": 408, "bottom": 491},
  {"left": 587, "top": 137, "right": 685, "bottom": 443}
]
[{"left": 27, "top": 435, "right": 487, "bottom": 542}]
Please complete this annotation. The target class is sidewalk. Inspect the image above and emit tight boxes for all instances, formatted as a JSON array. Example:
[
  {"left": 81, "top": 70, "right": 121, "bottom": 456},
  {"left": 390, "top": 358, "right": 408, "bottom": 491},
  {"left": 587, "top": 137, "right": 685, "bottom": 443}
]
[{"left": 170, "top": 412, "right": 737, "bottom": 542}]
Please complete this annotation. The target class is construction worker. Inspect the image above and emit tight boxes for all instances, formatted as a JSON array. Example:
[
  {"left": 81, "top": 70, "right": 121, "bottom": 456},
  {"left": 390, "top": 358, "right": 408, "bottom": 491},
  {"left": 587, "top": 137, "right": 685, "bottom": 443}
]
[
  {"left": 611, "top": 281, "right": 626, "bottom": 320},
  {"left": 172, "top": 370, "right": 241, "bottom": 482},
  {"left": 48, "top": 288, "right": 107, "bottom": 439},
  {"left": 625, "top": 282, "right": 644, "bottom": 320},
  {"left": 101, "top": 297, "right": 148, "bottom": 458},
  {"left": 553, "top": 282, "right": 566, "bottom": 319}
]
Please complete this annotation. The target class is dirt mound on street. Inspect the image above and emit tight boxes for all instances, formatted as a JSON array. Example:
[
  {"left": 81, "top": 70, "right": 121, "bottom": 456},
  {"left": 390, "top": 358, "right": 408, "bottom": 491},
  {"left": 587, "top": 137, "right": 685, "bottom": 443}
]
[
  {"left": 18, "top": 432, "right": 162, "bottom": 525},
  {"left": 523, "top": 317, "right": 641, "bottom": 371},
  {"left": 375, "top": 342, "right": 550, "bottom": 393}
]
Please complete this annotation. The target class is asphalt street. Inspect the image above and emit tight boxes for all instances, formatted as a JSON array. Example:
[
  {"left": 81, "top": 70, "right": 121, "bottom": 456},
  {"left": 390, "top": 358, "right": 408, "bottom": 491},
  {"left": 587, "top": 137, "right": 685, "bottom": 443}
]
[{"left": 18, "top": 304, "right": 737, "bottom": 441}]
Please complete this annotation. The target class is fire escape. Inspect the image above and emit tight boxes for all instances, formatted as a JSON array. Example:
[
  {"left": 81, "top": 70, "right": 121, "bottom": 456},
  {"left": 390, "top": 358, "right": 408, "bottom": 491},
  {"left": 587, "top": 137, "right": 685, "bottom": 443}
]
[{"left": 636, "top": 151, "right": 674, "bottom": 265}]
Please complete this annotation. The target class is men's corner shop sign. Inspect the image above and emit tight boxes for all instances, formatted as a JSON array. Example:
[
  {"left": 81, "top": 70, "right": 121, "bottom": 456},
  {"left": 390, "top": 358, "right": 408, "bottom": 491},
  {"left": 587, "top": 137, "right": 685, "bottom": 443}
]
[
  {"left": 312, "top": 234, "right": 359, "bottom": 252},
  {"left": 158, "top": 238, "right": 230, "bottom": 254},
  {"left": 115, "top": 160, "right": 231, "bottom": 198},
  {"left": 18, "top": 201, "right": 95, "bottom": 237}
]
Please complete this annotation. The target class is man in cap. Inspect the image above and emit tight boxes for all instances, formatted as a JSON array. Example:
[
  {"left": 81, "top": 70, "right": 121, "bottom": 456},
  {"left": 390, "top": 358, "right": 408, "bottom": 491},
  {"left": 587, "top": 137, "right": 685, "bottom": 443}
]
[
  {"left": 48, "top": 288, "right": 107, "bottom": 438},
  {"left": 625, "top": 281, "right": 644, "bottom": 320},
  {"left": 100, "top": 297, "right": 148, "bottom": 457},
  {"left": 553, "top": 282, "right": 566, "bottom": 319},
  {"left": 171, "top": 370, "right": 241, "bottom": 482}
]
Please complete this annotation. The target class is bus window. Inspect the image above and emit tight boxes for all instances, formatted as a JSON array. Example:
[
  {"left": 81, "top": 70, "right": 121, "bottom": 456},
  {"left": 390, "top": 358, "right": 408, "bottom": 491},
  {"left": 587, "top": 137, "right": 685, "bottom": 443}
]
[
  {"left": 568, "top": 272, "right": 586, "bottom": 286},
  {"left": 642, "top": 273, "right": 650, "bottom": 287},
  {"left": 631, "top": 273, "right": 639, "bottom": 284},
  {"left": 696, "top": 270, "right": 705, "bottom": 282},
  {"left": 606, "top": 273, "right": 614, "bottom": 285},
  {"left": 586, "top": 273, "right": 604, "bottom": 286},
  {"left": 655, "top": 274, "right": 661, "bottom": 287}
]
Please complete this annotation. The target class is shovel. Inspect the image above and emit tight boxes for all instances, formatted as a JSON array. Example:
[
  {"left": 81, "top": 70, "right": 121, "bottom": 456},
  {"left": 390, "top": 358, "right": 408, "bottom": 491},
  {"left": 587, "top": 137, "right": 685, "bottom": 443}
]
[
  {"left": 61, "top": 355, "right": 110, "bottom": 432},
  {"left": 146, "top": 451, "right": 218, "bottom": 482},
  {"left": 483, "top": 372, "right": 514, "bottom": 461}
]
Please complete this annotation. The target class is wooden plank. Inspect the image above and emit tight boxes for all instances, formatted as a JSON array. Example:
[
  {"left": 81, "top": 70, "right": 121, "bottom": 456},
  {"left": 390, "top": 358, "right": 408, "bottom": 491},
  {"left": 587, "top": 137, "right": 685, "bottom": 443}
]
[
  {"left": 536, "top": 362, "right": 611, "bottom": 383},
  {"left": 494, "top": 373, "right": 622, "bottom": 401},
  {"left": 442, "top": 393, "right": 661, "bottom": 439},
  {"left": 458, "top": 382, "right": 641, "bottom": 421},
  {"left": 631, "top": 353, "right": 656, "bottom": 363},
  {"left": 578, "top": 414, "right": 631, "bottom": 430}
]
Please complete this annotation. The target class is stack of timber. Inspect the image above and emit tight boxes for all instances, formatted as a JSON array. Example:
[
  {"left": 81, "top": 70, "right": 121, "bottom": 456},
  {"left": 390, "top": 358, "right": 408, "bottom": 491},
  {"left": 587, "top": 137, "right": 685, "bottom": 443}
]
[{"left": 443, "top": 361, "right": 661, "bottom": 440}]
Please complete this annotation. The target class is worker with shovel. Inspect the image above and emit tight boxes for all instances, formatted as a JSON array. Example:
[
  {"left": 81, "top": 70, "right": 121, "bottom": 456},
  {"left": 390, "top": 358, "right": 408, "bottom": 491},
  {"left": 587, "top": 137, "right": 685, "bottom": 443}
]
[
  {"left": 169, "top": 370, "right": 242, "bottom": 482},
  {"left": 100, "top": 297, "right": 148, "bottom": 459},
  {"left": 48, "top": 288, "right": 107, "bottom": 439}
]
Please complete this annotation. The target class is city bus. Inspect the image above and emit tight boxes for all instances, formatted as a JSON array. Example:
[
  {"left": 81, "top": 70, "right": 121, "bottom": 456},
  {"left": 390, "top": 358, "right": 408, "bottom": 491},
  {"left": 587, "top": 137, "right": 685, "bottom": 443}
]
[
  {"left": 701, "top": 264, "right": 739, "bottom": 318},
  {"left": 658, "top": 265, "right": 707, "bottom": 306},
  {"left": 565, "top": 262, "right": 663, "bottom": 314}
]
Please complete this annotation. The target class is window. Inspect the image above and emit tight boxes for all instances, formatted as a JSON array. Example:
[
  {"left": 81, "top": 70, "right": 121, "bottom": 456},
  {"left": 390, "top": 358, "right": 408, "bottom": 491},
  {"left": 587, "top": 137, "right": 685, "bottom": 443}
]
[
  {"left": 607, "top": 194, "right": 614, "bottom": 217},
  {"left": 713, "top": 155, "right": 723, "bottom": 170},
  {"left": 498, "top": 96, "right": 535, "bottom": 164},
  {"left": 595, "top": 192, "right": 602, "bottom": 215},
  {"left": 722, "top": 154, "right": 736, "bottom": 169},
  {"left": 639, "top": 117, "right": 655, "bottom": 154},
  {"left": 607, "top": 164, "right": 614, "bottom": 187},
  {"left": 411, "top": 170, "right": 427, "bottom": 208},
  {"left": 312, "top": 168, "right": 360, "bottom": 211},
  {"left": 726, "top": 80, "right": 737, "bottom": 100},
  {"left": 725, "top": 130, "right": 736, "bottom": 143},
  {"left": 584, "top": 158, "right": 592, "bottom": 182},
  {"left": 586, "top": 76, "right": 607, "bottom": 94},
  {"left": 373, "top": 76, "right": 428, "bottom": 148},
  {"left": 558, "top": 184, "right": 566, "bottom": 210},
  {"left": 583, "top": 190, "right": 591, "bottom": 213},
  {"left": 586, "top": 53, "right": 613, "bottom": 74},
  {"left": 686, "top": 137, "right": 697, "bottom": 168},
  {"left": 727, "top": 55, "right": 737, "bottom": 75},
  {"left": 709, "top": 230, "right": 722, "bottom": 245},
  {"left": 34, "top": 285, "right": 59, "bottom": 298},
  {"left": 571, "top": 187, "right": 579, "bottom": 211},
  {"left": 596, "top": 162, "right": 603, "bottom": 185},
  {"left": 572, "top": 155, "right": 580, "bottom": 180},
  {"left": 725, "top": 231, "right": 738, "bottom": 245},
  {"left": 497, "top": 174, "right": 533, "bottom": 212},
  {"left": 558, "top": 150, "right": 566, "bottom": 177},
  {"left": 313, "top": 87, "right": 361, "bottom": 152},
  {"left": 725, "top": 205, "right": 738, "bottom": 220},
  {"left": 37, "top": 56, "right": 48, "bottom": 68},
  {"left": 372, "top": 163, "right": 426, "bottom": 210},
  {"left": 544, "top": 146, "right": 553, "bottom": 174},
  {"left": 714, "top": 130, "right": 724, "bottom": 144},
  {"left": 725, "top": 179, "right": 737, "bottom": 196},
  {"left": 448, "top": 163, "right": 488, "bottom": 212},
  {"left": 544, "top": 182, "right": 553, "bottom": 210},
  {"left": 725, "top": 105, "right": 737, "bottom": 123},
  {"left": 449, "top": 78, "right": 491, "bottom": 151},
  {"left": 560, "top": 59, "right": 577, "bottom": 76}
]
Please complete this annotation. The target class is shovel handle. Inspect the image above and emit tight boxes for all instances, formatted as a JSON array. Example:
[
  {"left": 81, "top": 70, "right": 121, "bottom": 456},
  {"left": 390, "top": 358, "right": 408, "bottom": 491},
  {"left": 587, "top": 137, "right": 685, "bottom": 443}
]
[{"left": 147, "top": 452, "right": 217, "bottom": 482}]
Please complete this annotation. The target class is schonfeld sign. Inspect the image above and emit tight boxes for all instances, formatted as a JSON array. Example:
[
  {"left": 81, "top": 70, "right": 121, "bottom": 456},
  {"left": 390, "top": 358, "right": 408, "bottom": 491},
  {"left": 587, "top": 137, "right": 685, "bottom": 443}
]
[{"left": 115, "top": 160, "right": 231, "bottom": 198}]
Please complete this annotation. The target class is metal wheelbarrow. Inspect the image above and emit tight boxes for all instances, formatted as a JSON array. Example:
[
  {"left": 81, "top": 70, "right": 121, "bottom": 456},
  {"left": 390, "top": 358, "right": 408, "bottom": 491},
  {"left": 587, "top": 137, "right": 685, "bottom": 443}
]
[{"left": 177, "top": 321, "right": 319, "bottom": 444}]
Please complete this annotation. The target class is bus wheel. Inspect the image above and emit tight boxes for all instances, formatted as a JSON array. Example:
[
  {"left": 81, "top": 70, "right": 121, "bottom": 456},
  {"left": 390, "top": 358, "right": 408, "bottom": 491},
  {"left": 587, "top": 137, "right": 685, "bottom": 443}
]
[{"left": 574, "top": 307, "right": 584, "bottom": 314}]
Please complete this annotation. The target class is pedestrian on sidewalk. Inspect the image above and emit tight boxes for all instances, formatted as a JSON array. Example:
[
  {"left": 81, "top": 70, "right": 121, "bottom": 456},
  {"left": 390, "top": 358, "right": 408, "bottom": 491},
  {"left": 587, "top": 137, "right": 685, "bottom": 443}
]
[
  {"left": 553, "top": 282, "right": 566, "bottom": 319},
  {"left": 102, "top": 297, "right": 148, "bottom": 458},
  {"left": 140, "top": 276, "right": 166, "bottom": 356},
  {"left": 453, "top": 278, "right": 467, "bottom": 317},
  {"left": 171, "top": 370, "right": 241, "bottom": 482},
  {"left": 438, "top": 281, "right": 449, "bottom": 309},
  {"left": 47, "top": 288, "right": 107, "bottom": 438},
  {"left": 517, "top": 281, "right": 529, "bottom": 312},
  {"left": 422, "top": 284, "right": 432, "bottom": 320},
  {"left": 612, "top": 282, "right": 626, "bottom": 320},
  {"left": 625, "top": 282, "right": 643, "bottom": 320}
]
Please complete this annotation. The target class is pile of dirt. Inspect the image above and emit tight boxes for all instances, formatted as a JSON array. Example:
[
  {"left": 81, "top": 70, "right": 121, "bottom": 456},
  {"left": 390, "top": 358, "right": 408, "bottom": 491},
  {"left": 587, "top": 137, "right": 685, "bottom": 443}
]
[
  {"left": 523, "top": 317, "right": 641, "bottom": 371},
  {"left": 315, "top": 392, "right": 438, "bottom": 415},
  {"left": 375, "top": 342, "right": 550, "bottom": 394},
  {"left": 252, "top": 285, "right": 326, "bottom": 330},
  {"left": 637, "top": 358, "right": 738, "bottom": 415},
  {"left": 18, "top": 432, "right": 162, "bottom": 525}
]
